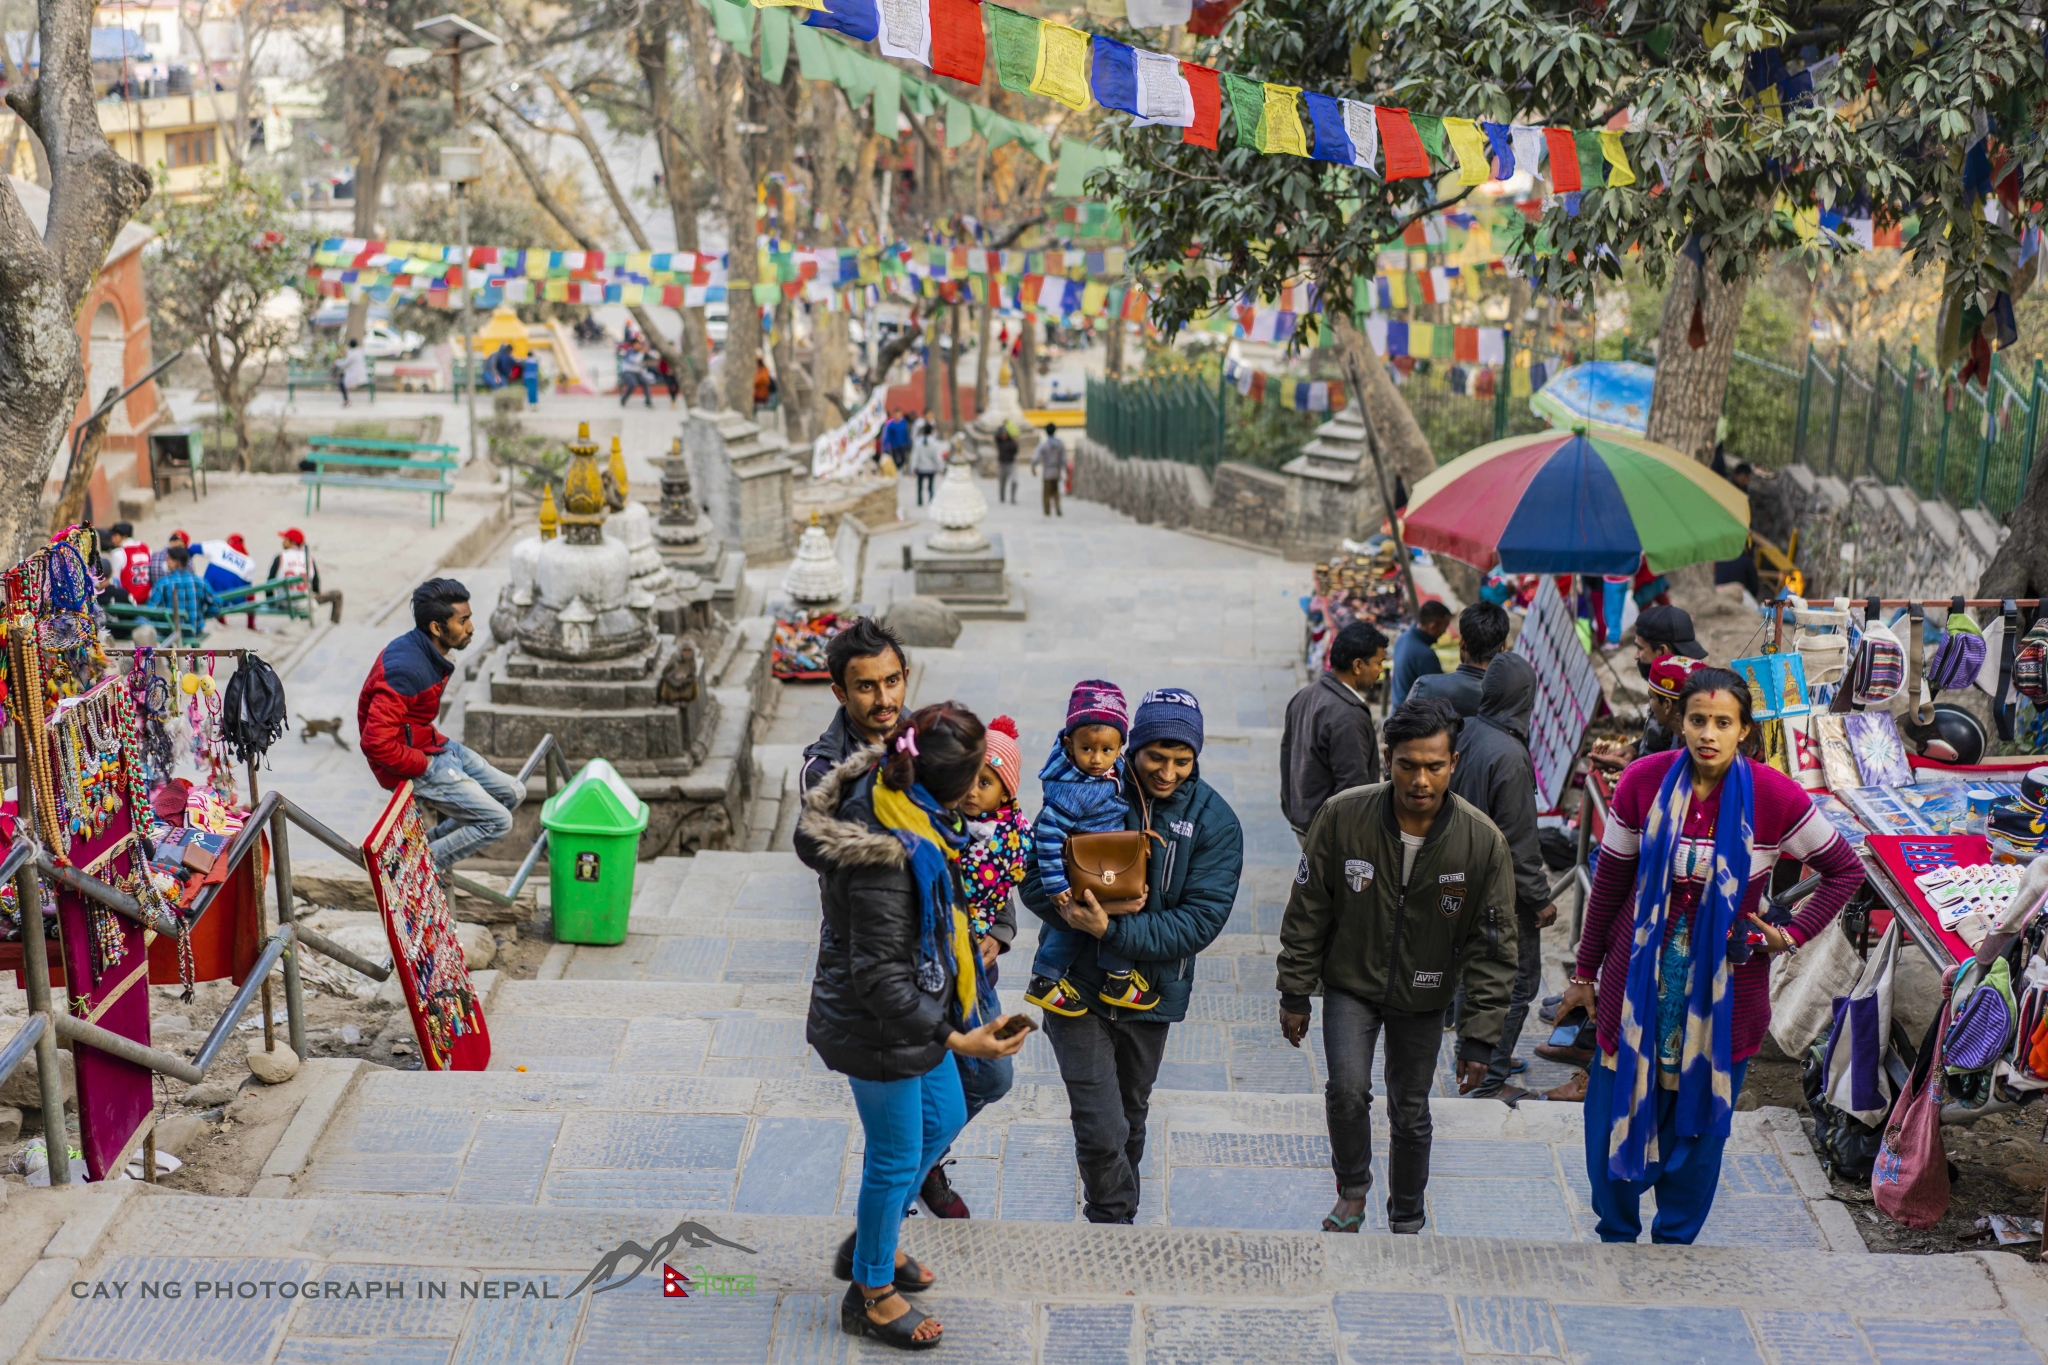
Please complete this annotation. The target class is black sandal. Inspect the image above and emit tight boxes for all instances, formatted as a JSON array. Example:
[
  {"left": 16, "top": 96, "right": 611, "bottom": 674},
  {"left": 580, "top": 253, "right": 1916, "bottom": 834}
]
[
  {"left": 840, "top": 1283, "right": 942, "bottom": 1349},
  {"left": 833, "top": 1232, "right": 935, "bottom": 1292}
]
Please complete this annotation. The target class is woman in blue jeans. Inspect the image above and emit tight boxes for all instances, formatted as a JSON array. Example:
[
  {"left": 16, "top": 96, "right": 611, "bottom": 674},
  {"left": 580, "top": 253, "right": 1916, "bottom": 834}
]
[{"left": 797, "top": 700, "right": 1029, "bottom": 1350}]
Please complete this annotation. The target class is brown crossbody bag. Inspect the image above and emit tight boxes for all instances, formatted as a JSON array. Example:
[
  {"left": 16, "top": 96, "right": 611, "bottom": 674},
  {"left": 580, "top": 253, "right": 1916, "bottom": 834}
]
[{"left": 1062, "top": 788, "right": 1164, "bottom": 916}]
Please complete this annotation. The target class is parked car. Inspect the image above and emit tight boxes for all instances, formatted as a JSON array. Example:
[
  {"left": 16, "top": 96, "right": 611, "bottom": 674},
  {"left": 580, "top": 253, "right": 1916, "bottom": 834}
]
[{"left": 361, "top": 321, "right": 425, "bottom": 359}]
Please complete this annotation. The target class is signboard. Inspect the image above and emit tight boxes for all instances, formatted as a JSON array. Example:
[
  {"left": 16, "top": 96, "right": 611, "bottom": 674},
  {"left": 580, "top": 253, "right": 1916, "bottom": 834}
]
[{"left": 363, "top": 784, "right": 490, "bottom": 1071}]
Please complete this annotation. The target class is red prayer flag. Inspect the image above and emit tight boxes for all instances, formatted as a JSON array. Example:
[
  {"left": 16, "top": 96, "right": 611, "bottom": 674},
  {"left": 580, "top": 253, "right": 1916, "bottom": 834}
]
[
  {"left": 1543, "top": 127, "right": 1581, "bottom": 192},
  {"left": 1185, "top": 0, "right": 1241, "bottom": 36},
  {"left": 1375, "top": 106, "right": 1430, "bottom": 181},
  {"left": 1247, "top": 370, "right": 1266, "bottom": 402},
  {"left": 1454, "top": 326, "right": 1479, "bottom": 362},
  {"left": 1328, "top": 380, "right": 1346, "bottom": 411},
  {"left": 1181, "top": 62, "right": 1221, "bottom": 150},
  {"left": 929, "top": 0, "right": 984, "bottom": 84},
  {"left": 1401, "top": 221, "right": 1426, "bottom": 246}
]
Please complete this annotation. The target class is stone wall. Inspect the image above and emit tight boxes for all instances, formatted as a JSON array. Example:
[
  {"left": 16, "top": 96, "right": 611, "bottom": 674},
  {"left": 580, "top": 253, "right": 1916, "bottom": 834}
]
[
  {"left": 684, "top": 406, "right": 796, "bottom": 562},
  {"left": 1067, "top": 436, "right": 1376, "bottom": 560},
  {"left": 1755, "top": 465, "right": 2006, "bottom": 600}
]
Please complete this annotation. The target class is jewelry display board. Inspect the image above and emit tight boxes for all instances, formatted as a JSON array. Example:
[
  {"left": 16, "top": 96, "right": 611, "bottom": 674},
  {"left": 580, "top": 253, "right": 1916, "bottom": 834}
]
[
  {"left": 1514, "top": 575, "right": 1604, "bottom": 810},
  {"left": 363, "top": 783, "right": 490, "bottom": 1071}
]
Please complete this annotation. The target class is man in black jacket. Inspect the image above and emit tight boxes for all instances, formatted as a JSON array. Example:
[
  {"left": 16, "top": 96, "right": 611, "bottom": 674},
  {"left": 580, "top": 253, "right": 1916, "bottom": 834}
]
[
  {"left": 1446, "top": 653, "right": 1557, "bottom": 1099},
  {"left": 1408, "top": 602, "right": 1509, "bottom": 719},
  {"left": 1281, "top": 621, "right": 1388, "bottom": 841}
]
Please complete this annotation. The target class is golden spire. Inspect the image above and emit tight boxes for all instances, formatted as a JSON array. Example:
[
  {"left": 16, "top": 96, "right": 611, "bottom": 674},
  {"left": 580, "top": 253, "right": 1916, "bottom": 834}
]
[
  {"left": 538, "top": 484, "right": 559, "bottom": 540},
  {"left": 608, "top": 435, "right": 630, "bottom": 503},
  {"left": 559, "top": 421, "right": 607, "bottom": 541}
]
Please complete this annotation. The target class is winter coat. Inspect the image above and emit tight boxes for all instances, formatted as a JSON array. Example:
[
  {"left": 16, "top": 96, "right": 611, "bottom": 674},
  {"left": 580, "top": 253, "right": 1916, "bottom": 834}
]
[
  {"left": 959, "top": 800, "right": 1030, "bottom": 950},
  {"left": 1019, "top": 766, "right": 1244, "bottom": 1025},
  {"left": 910, "top": 434, "right": 945, "bottom": 474},
  {"left": 1033, "top": 741, "right": 1129, "bottom": 898},
  {"left": 796, "top": 707, "right": 875, "bottom": 871},
  {"left": 1276, "top": 782, "right": 1519, "bottom": 1059},
  {"left": 1280, "top": 670, "right": 1380, "bottom": 833},
  {"left": 356, "top": 629, "right": 452, "bottom": 789},
  {"left": 1447, "top": 653, "right": 1552, "bottom": 915},
  {"left": 797, "top": 745, "right": 962, "bottom": 1082},
  {"left": 1407, "top": 661, "right": 1488, "bottom": 718},
  {"left": 1389, "top": 625, "right": 1443, "bottom": 709}
]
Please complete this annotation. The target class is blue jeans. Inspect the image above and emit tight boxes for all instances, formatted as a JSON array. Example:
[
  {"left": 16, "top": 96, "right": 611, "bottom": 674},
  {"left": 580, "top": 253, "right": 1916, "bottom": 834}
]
[
  {"left": 413, "top": 741, "right": 524, "bottom": 868},
  {"left": 1032, "top": 924, "right": 1131, "bottom": 981},
  {"left": 847, "top": 1054, "right": 967, "bottom": 1285},
  {"left": 1583, "top": 1056, "right": 1749, "bottom": 1244}
]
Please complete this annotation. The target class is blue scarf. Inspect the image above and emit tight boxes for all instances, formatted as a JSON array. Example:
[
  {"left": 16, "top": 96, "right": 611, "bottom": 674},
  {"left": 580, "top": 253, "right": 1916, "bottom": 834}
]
[
  {"left": 1605, "top": 752, "right": 1752, "bottom": 1181},
  {"left": 871, "top": 778, "right": 997, "bottom": 1028}
]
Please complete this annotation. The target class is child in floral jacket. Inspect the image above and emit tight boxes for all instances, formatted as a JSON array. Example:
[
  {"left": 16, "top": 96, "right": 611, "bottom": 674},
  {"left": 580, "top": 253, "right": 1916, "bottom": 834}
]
[{"left": 958, "top": 715, "right": 1032, "bottom": 977}]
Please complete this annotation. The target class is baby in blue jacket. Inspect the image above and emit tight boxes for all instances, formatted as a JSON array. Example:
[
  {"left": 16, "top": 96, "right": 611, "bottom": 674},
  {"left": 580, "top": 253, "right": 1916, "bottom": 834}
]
[{"left": 1024, "top": 679, "right": 1159, "bottom": 1015}]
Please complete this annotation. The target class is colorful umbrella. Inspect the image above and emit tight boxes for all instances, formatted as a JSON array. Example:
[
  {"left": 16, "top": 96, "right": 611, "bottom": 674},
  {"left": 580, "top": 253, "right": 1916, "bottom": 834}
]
[
  {"left": 1402, "top": 428, "right": 1751, "bottom": 575},
  {"left": 1530, "top": 360, "right": 1655, "bottom": 435}
]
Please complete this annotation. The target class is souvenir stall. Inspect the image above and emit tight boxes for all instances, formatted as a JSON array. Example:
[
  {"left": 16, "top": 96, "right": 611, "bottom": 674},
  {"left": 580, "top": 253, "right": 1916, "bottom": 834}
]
[
  {"left": 771, "top": 611, "right": 852, "bottom": 681},
  {"left": 1301, "top": 538, "right": 1420, "bottom": 671},
  {"left": 0, "top": 529, "right": 289, "bottom": 1181}
]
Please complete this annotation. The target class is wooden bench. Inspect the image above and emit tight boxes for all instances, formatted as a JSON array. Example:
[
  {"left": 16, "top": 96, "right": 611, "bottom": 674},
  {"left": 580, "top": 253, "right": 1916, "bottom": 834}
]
[
  {"left": 287, "top": 360, "right": 376, "bottom": 404},
  {"left": 302, "top": 436, "right": 460, "bottom": 525}
]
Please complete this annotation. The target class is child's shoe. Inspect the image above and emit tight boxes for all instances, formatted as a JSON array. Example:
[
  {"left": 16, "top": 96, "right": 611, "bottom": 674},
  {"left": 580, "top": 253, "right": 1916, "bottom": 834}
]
[
  {"left": 1025, "top": 976, "right": 1089, "bottom": 1017},
  {"left": 1098, "top": 970, "right": 1160, "bottom": 1011}
]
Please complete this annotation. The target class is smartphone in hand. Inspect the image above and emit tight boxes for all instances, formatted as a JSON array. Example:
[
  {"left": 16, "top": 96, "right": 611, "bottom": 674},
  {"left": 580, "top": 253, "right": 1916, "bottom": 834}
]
[
  {"left": 1547, "top": 1008, "right": 1591, "bottom": 1049},
  {"left": 992, "top": 1013, "right": 1038, "bottom": 1041}
]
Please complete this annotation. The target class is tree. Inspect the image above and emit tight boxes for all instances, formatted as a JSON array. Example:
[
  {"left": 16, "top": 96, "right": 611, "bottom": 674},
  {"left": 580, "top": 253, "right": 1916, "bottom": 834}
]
[
  {"left": 0, "top": 0, "right": 152, "bottom": 556},
  {"left": 146, "top": 168, "right": 306, "bottom": 469},
  {"left": 177, "top": 0, "right": 285, "bottom": 169}
]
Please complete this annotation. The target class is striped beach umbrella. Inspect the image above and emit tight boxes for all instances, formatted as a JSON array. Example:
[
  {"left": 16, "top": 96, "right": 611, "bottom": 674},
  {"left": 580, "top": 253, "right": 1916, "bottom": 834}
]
[{"left": 1402, "top": 428, "right": 1751, "bottom": 575}]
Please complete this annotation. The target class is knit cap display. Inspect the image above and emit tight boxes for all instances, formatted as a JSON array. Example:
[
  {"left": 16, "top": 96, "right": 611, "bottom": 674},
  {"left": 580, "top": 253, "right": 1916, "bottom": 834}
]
[
  {"left": 984, "top": 715, "right": 1024, "bottom": 800},
  {"left": 1064, "top": 679, "right": 1129, "bottom": 737},
  {"left": 1129, "top": 687, "right": 1206, "bottom": 755}
]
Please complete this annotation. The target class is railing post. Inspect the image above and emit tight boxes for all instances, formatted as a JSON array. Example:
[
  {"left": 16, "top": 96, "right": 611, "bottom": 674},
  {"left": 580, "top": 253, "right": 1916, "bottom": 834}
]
[
  {"left": 16, "top": 857, "right": 69, "bottom": 1186},
  {"left": 1974, "top": 351, "right": 2000, "bottom": 511},
  {"left": 1493, "top": 328, "right": 1510, "bottom": 441},
  {"left": 2022, "top": 357, "right": 2045, "bottom": 503},
  {"left": 1863, "top": 338, "right": 1884, "bottom": 478},
  {"left": 1824, "top": 345, "right": 1849, "bottom": 475},
  {"left": 1896, "top": 345, "right": 1918, "bottom": 487},
  {"left": 270, "top": 804, "right": 305, "bottom": 1063},
  {"left": 1934, "top": 369, "right": 1954, "bottom": 503},
  {"left": 1793, "top": 342, "right": 1815, "bottom": 466},
  {"left": 1215, "top": 362, "right": 1227, "bottom": 469}
]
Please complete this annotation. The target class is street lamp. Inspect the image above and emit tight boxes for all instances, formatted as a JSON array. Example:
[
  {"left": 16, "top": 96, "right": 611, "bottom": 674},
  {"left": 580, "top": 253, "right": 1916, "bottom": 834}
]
[{"left": 413, "top": 13, "right": 500, "bottom": 473}]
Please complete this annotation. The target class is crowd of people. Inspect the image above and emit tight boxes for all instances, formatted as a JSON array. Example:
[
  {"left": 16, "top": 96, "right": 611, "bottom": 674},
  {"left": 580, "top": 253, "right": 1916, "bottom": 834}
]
[
  {"left": 95, "top": 524, "right": 326, "bottom": 634},
  {"left": 775, "top": 583, "right": 1868, "bottom": 1349}
]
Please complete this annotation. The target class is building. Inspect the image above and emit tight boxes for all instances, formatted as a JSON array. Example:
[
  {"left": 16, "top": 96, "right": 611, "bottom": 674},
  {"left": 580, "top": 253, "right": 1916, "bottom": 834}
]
[
  {"left": 9, "top": 177, "right": 166, "bottom": 522},
  {"left": 97, "top": 89, "right": 237, "bottom": 195}
]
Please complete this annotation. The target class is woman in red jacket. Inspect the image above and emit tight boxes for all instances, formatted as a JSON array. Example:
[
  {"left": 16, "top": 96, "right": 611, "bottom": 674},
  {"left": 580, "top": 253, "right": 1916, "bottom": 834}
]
[{"left": 1557, "top": 667, "right": 1862, "bottom": 1244}]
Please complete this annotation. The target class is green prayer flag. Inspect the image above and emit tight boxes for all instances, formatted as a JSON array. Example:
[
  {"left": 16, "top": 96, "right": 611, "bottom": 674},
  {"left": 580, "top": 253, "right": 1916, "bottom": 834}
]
[
  {"left": 1574, "top": 129, "right": 1607, "bottom": 189},
  {"left": 1410, "top": 114, "right": 1446, "bottom": 167},
  {"left": 1053, "top": 140, "right": 1121, "bottom": 197},
  {"left": 872, "top": 63, "right": 901, "bottom": 138},
  {"left": 792, "top": 22, "right": 830, "bottom": 79},
  {"left": 758, "top": 5, "right": 790, "bottom": 83},
  {"left": 945, "top": 96, "right": 975, "bottom": 149},
  {"left": 989, "top": 6, "right": 1040, "bottom": 93},
  {"left": 709, "top": 0, "right": 753, "bottom": 57},
  {"left": 1221, "top": 72, "right": 1265, "bottom": 150}
]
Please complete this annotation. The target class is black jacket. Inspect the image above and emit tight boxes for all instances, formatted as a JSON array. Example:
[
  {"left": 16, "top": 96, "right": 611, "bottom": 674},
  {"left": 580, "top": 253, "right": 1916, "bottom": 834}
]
[
  {"left": 1408, "top": 661, "right": 1488, "bottom": 718},
  {"left": 1447, "top": 653, "right": 1551, "bottom": 916},
  {"left": 796, "top": 745, "right": 959, "bottom": 1082},
  {"left": 795, "top": 708, "right": 870, "bottom": 871},
  {"left": 1020, "top": 766, "right": 1243, "bottom": 1025},
  {"left": 1281, "top": 670, "right": 1379, "bottom": 833}
]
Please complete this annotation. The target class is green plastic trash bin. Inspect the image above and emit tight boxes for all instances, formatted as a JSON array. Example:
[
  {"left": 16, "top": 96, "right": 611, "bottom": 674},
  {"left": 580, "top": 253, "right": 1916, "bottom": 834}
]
[{"left": 541, "top": 759, "right": 650, "bottom": 944}]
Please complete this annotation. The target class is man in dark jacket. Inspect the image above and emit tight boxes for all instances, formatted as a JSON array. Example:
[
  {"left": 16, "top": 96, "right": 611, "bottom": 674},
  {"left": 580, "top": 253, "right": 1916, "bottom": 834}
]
[
  {"left": 1277, "top": 697, "right": 1518, "bottom": 1234},
  {"left": 1408, "top": 602, "right": 1509, "bottom": 719},
  {"left": 358, "top": 579, "right": 522, "bottom": 868},
  {"left": 1021, "top": 688, "right": 1244, "bottom": 1224},
  {"left": 1281, "top": 621, "right": 1388, "bottom": 840},
  {"left": 1447, "top": 654, "right": 1558, "bottom": 1099},
  {"left": 1389, "top": 600, "right": 1451, "bottom": 708},
  {"left": 798, "top": 617, "right": 909, "bottom": 797}
]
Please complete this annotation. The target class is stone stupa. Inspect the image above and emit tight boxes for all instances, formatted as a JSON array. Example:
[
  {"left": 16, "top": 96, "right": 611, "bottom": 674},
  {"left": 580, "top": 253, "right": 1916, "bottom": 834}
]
[{"left": 781, "top": 512, "right": 849, "bottom": 607}]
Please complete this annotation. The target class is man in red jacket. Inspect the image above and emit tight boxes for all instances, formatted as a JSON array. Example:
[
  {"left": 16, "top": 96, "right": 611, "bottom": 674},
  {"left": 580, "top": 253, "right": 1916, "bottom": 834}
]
[{"left": 358, "top": 578, "right": 522, "bottom": 868}]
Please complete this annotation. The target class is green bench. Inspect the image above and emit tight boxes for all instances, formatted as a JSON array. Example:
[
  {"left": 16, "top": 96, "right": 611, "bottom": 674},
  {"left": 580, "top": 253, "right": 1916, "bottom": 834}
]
[
  {"left": 105, "top": 576, "right": 317, "bottom": 644},
  {"left": 287, "top": 360, "right": 376, "bottom": 404},
  {"left": 302, "top": 436, "right": 460, "bottom": 525}
]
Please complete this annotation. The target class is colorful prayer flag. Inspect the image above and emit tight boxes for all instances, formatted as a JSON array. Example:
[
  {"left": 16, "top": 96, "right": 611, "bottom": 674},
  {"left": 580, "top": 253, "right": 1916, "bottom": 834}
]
[
  {"left": 802, "top": 0, "right": 877, "bottom": 41},
  {"left": 1375, "top": 106, "right": 1430, "bottom": 181},
  {"left": 1180, "top": 61, "right": 1221, "bottom": 148},
  {"left": 1598, "top": 129, "right": 1636, "bottom": 187},
  {"left": 1262, "top": 84, "right": 1307, "bottom": 157},
  {"left": 1542, "top": 127, "right": 1581, "bottom": 191},
  {"left": 1032, "top": 19, "right": 1092, "bottom": 110},
  {"left": 1442, "top": 117, "right": 1492, "bottom": 186}
]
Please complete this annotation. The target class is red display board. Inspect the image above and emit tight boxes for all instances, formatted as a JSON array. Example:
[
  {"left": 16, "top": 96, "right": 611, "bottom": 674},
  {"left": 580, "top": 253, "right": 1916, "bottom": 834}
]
[
  {"left": 362, "top": 783, "right": 490, "bottom": 1071},
  {"left": 1865, "top": 833, "right": 1983, "bottom": 964}
]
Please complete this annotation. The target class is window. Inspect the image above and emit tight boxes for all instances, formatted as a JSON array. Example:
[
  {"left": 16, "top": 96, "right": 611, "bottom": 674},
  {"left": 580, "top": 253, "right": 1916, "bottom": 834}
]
[{"left": 165, "top": 129, "right": 214, "bottom": 169}]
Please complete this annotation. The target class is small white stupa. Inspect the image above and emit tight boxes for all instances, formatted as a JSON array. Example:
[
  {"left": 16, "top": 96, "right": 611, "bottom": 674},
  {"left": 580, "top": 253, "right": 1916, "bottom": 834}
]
[
  {"left": 927, "top": 458, "right": 990, "bottom": 554},
  {"left": 781, "top": 512, "right": 847, "bottom": 605}
]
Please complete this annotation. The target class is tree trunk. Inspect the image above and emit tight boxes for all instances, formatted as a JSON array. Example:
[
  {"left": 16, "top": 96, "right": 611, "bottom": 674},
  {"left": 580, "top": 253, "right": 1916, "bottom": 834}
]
[
  {"left": 922, "top": 311, "right": 941, "bottom": 422},
  {"left": 634, "top": 14, "right": 708, "bottom": 386},
  {"left": 1978, "top": 467, "right": 2048, "bottom": 602},
  {"left": 974, "top": 298, "right": 992, "bottom": 416},
  {"left": 1104, "top": 313, "right": 1124, "bottom": 379},
  {"left": 944, "top": 303, "right": 962, "bottom": 432},
  {"left": 0, "top": 0, "right": 152, "bottom": 557},
  {"left": 49, "top": 385, "right": 115, "bottom": 534},
  {"left": 812, "top": 307, "right": 849, "bottom": 429},
  {"left": 680, "top": 0, "right": 759, "bottom": 417},
  {"left": 344, "top": 134, "right": 391, "bottom": 345},
  {"left": 1330, "top": 313, "right": 1435, "bottom": 492},
  {"left": 1016, "top": 316, "right": 1037, "bottom": 409},
  {"left": 1645, "top": 253, "right": 1749, "bottom": 464}
]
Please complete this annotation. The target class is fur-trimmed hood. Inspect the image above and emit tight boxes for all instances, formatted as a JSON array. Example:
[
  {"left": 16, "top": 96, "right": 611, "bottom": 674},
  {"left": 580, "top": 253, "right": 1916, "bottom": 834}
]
[{"left": 796, "top": 743, "right": 907, "bottom": 869}]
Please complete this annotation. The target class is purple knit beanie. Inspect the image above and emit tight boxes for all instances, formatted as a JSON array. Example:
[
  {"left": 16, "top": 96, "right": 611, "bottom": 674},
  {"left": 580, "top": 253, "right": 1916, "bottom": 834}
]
[{"left": 1064, "top": 679, "right": 1128, "bottom": 737}]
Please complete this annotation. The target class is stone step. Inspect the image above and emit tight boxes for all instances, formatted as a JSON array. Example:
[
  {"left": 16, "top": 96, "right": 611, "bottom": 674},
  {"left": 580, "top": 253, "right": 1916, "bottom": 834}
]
[{"left": 15, "top": 1187, "right": 2041, "bottom": 1365}]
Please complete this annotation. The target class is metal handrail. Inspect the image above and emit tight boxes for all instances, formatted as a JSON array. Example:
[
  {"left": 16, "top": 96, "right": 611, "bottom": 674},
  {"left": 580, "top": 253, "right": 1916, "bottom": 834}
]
[
  {"left": 0, "top": 1014, "right": 44, "bottom": 1090},
  {"left": 445, "top": 733, "right": 570, "bottom": 907}
]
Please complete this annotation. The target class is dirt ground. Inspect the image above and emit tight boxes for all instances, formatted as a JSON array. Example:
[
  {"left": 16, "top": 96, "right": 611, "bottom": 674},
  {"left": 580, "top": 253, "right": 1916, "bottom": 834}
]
[{"left": 4, "top": 905, "right": 556, "bottom": 1203}]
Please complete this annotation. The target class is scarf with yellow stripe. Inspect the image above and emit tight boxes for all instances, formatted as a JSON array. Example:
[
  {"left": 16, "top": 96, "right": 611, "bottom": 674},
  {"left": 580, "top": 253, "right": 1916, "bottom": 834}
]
[{"left": 871, "top": 777, "right": 990, "bottom": 1025}]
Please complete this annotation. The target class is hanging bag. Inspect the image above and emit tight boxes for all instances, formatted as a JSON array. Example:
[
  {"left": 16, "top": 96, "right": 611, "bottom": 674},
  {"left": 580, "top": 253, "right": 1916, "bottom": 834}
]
[
  {"left": 220, "top": 652, "right": 289, "bottom": 762},
  {"left": 1769, "top": 914, "right": 1868, "bottom": 1056},
  {"left": 1871, "top": 980, "right": 1953, "bottom": 1230},
  {"left": 1926, "top": 596, "right": 1989, "bottom": 693},
  {"left": 2012, "top": 614, "right": 2048, "bottom": 704},
  {"left": 1850, "top": 598, "right": 1906, "bottom": 707},
  {"left": 1821, "top": 920, "right": 1901, "bottom": 1125},
  {"left": 1943, "top": 954, "right": 2017, "bottom": 1074}
]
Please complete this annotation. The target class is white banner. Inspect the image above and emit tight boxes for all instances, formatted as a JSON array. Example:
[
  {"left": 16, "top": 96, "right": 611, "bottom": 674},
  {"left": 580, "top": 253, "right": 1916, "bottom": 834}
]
[{"left": 812, "top": 388, "right": 889, "bottom": 481}]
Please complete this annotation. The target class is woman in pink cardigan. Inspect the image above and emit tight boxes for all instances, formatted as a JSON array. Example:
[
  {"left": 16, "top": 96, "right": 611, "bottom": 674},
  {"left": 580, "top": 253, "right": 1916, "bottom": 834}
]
[{"left": 1557, "top": 667, "right": 1862, "bottom": 1244}]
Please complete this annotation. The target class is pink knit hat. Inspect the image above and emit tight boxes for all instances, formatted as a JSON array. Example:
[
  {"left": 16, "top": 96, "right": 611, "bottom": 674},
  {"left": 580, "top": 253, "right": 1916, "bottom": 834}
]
[{"left": 984, "top": 716, "right": 1023, "bottom": 800}]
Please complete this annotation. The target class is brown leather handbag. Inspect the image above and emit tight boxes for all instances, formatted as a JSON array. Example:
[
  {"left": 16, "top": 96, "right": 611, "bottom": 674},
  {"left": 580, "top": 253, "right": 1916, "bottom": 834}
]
[{"left": 1064, "top": 786, "right": 1164, "bottom": 915}]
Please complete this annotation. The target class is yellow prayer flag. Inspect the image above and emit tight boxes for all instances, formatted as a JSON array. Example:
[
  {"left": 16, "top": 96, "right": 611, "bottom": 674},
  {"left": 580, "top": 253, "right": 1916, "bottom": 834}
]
[
  {"left": 1262, "top": 84, "right": 1307, "bottom": 157},
  {"left": 1790, "top": 205, "right": 1820, "bottom": 242},
  {"left": 621, "top": 284, "right": 645, "bottom": 306},
  {"left": 1598, "top": 130, "right": 1636, "bottom": 187},
  {"left": 1031, "top": 22, "right": 1092, "bottom": 112},
  {"left": 752, "top": 0, "right": 826, "bottom": 11},
  {"left": 1081, "top": 281, "right": 1108, "bottom": 316},
  {"left": 1442, "top": 117, "right": 1492, "bottom": 186},
  {"left": 1463, "top": 270, "right": 1481, "bottom": 301},
  {"left": 1409, "top": 322, "right": 1434, "bottom": 356},
  {"left": 1384, "top": 272, "right": 1407, "bottom": 308},
  {"left": 627, "top": 251, "right": 653, "bottom": 272},
  {"left": 1510, "top": 362, "right": 1531, "bottom": 397}
]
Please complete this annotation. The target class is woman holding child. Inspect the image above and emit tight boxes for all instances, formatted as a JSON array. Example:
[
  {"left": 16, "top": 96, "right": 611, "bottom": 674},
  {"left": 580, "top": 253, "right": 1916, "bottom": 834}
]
[
  {"left": 799, "top": 701, "right": 1032, "bottom": 1350},
  {"left": 1021, "top": 684, "right": 1245, "bottom": 1225}
]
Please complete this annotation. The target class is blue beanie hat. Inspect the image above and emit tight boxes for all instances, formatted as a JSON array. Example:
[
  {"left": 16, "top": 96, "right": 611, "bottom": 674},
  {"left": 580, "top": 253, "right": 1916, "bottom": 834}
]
[{"left": 1129, "top": 688, "right": 1204, "bottom": 755}]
